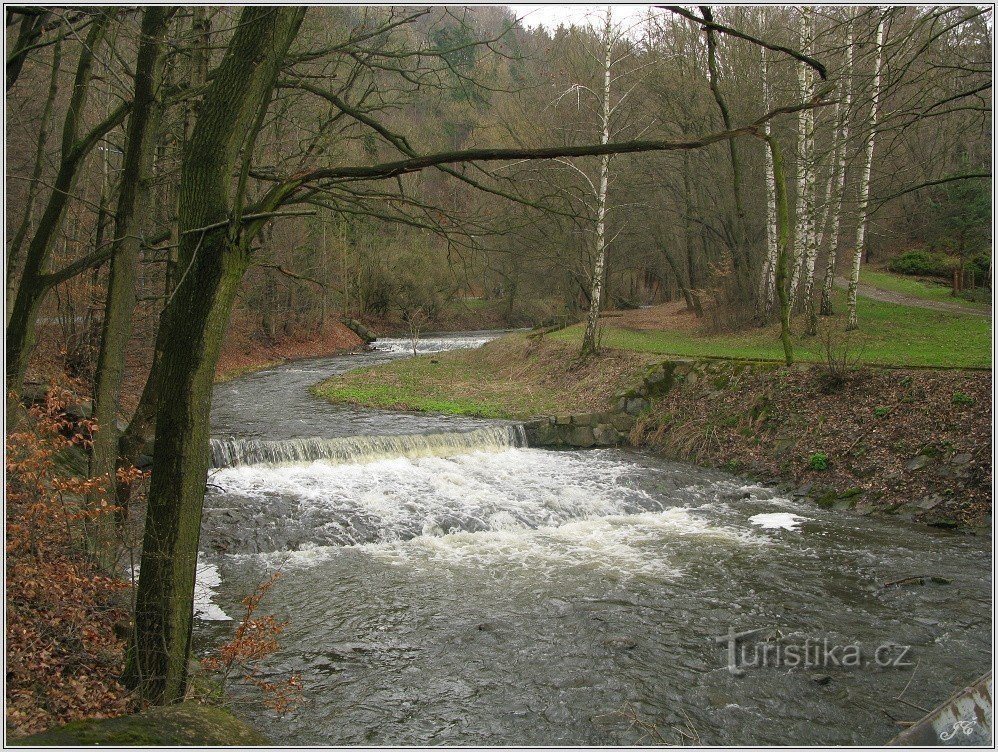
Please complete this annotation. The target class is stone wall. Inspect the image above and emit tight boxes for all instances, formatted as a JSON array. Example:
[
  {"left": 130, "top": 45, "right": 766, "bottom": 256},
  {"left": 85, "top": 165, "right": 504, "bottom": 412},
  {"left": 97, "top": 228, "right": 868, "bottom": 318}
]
[{"left": 523, "top": 357, "right": 778, "bottom": 449}]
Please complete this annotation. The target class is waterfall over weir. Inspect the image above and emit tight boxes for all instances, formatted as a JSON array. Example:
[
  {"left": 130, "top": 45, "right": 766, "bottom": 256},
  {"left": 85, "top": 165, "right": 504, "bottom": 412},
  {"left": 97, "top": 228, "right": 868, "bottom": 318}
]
[{"left": 210, "top": 424, "right": 528, "bottom": 468}]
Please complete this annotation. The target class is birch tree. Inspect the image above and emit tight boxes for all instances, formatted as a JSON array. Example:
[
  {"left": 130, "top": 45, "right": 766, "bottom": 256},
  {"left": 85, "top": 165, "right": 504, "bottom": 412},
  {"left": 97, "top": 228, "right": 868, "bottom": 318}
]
[
  {"left": 789, "top": 7, "right": 816, "bottom": 311},
  {"left": 580, "top": 7, "right": 615, "bottom": 357},
  {"left": 846, "top": 9, "right": 887, "bottom": 330},
  {"left": 758, "top": 49, "right": 779, "bottom": 321},
  {"left": 819, "top": 13, "right": 855, "bottom": 316}
]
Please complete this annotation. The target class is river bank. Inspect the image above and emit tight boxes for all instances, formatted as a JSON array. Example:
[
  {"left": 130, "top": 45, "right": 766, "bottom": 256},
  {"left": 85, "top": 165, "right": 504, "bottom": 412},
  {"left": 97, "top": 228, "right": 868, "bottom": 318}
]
[
  {"left": 312, "top": 334, "right": 992, "bottom": 528},
  {"left": 214, "top": 319, "right": 365, "bottom": 383}
]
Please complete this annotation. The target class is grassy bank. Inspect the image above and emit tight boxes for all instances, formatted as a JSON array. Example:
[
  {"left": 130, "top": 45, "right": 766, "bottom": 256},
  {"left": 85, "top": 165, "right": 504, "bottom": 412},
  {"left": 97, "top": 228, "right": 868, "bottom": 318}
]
[
  {"left": 550, "top": 292, "right": 991, "bottom": 368},
  {"left": 311, "top": 334, "right": 661, "bottom": 419}
]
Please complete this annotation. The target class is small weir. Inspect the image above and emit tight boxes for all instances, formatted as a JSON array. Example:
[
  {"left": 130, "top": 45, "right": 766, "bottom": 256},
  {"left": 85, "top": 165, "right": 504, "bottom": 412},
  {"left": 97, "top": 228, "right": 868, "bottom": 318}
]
[
  {"left": 199, "top": 330, "right": 991, "bottom": 746},
  {"left": 209, "top": 424, "right": 527, "bottom": 468}
]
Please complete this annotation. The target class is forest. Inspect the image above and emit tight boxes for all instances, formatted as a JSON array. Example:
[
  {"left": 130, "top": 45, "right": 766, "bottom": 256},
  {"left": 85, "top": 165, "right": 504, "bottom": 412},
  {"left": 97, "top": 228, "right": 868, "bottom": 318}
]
[{"left": 4, "top": 4, "right": 993, "bottom": 745}]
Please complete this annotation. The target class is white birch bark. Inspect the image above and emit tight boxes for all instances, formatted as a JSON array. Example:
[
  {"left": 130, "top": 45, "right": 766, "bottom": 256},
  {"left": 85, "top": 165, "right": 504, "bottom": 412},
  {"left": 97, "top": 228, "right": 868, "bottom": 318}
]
[
  {"left": 820, "top": 15, "right": 855, "bottom": 316},
  {"left": 789, "top": 7, "right": 816, "bottom": 309},
  {"left": 846, "top": 9, "right": 886, "bottom": 330},
  {"left": 759, "top": 49, "right": 779, "bottom": 318},
  {"left": 581, "top": 7, "right": 613, "bottom": 355}
]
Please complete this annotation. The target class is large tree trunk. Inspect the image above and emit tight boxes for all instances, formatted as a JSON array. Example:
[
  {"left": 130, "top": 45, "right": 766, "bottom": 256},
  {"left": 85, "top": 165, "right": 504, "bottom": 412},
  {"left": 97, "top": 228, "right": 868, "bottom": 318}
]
[
  {"left": 89, "top": 8, "right": 172, "bottom": 553},
  {"left": 114, "top": 7, "right": 213, "bottom": 518},
  {"left": 846, "top": 11, "right": 886, "bottom": 330},
  {"left": 581, "top": 8, "right": 614, "bottom": 357},
  {"left": 820, "top": 15, "right": 855, "bottom": 317},
  {"left": 125, "top": 6, "right": 305, "bottom": 705}
]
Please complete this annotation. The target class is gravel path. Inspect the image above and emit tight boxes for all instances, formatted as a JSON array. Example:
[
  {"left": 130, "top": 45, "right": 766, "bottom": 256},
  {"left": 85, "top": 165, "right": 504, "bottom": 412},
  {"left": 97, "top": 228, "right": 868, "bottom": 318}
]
[{"left": 834, "top": 276, "right": 992, "bottom": 317}]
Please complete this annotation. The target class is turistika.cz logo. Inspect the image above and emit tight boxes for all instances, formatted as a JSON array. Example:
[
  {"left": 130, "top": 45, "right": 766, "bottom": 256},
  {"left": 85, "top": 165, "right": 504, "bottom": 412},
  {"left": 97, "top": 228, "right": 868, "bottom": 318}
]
[{"left": 715, "top": 626, "right": 915, "bottom": 676}]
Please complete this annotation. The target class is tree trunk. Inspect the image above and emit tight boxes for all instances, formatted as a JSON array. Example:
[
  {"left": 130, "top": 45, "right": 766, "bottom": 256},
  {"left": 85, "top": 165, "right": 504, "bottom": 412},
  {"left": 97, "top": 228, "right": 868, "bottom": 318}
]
[
  {"left": 6, "top": 39, "right": 61, "bottom": 309},
  {"left": 125, "top": 7, "right": 305, "bottom": 705},
  {"left": 89, "top": 8, "right": 171, "bottom": 550},
  {"left": 758, "top": 50, "right": 779, "bottom": 323},
  {"left": 701, "top": 7, "right": 751, "bottom": 299},
  {"left": 113, "top": 7, "right": 212, "bottom": 520},
  {"left": 789, "top": 7, "right": 816, "bottom": 312},
  {"left": 846, "top": 11, "right": 886, "bottom": 330},
  {"left": 820, "top": 14, "right": 855, "bottom": 317},
  {"left": 766, "top": 135, "right": 794, "bottom": 366},
  {"left": 581, "top": 8, "right": 613, "bottom": 357}
]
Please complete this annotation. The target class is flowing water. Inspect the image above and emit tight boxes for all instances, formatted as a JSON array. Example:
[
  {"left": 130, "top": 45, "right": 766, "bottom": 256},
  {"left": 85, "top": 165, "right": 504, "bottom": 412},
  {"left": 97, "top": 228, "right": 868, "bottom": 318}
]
[{"left": 198, "top": 332, "right": 992, "bottom": 746}]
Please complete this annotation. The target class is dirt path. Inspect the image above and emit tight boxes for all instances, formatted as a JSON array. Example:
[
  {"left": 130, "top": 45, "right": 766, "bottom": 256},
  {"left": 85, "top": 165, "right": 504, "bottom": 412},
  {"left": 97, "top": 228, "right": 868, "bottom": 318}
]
[{"left": 834, "top": 276, "right": 991, "bottom": 317}]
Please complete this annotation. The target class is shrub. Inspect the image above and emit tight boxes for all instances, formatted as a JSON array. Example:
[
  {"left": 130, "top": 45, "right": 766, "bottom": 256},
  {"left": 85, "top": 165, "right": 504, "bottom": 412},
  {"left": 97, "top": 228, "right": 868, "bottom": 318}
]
[
  {"left": 874, "top": 406, "right": 891, "bottom": 417},
  {"left": 808, "top": 452, "right": 829, "bottom": 471},
  {"left": 198, "top": 573, "right": 303, "bottom": 714},
  {"left": 888, "top": 250, "right": 956, "bottom": 279},
  {"left": 951, "top": 391, "right": 975, "bottom": 406},
  {"left": 6, "top": 386, "right": 136, "bottom": 735}
]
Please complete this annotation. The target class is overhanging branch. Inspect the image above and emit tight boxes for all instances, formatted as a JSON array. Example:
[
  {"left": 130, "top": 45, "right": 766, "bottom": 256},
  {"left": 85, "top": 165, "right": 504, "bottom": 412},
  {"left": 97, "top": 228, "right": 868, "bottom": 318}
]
[
  {"left": 268, "top": 84, "right": 834, "bottom": 207},
  {"left": 661, "top": 5, "right": 828, "bottom": 80}
]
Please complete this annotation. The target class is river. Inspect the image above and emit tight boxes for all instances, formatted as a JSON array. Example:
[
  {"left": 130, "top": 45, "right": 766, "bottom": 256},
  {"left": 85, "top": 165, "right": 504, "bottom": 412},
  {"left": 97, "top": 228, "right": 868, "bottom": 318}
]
[{"left": 196, "top": 331, "right": 992, "bottom": 746}]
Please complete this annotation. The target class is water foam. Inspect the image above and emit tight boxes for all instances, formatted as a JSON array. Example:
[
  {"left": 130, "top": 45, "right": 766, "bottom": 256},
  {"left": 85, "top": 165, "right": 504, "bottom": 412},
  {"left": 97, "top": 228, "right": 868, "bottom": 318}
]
[
  {"left": 207, "top": 449, "right": 763, "bottom": 573},
  {"left": 210, "top": 425, "right": 526, "bottom": 468},
  {"left": 749, "top": 512, "right": 809, "bottom": 531},
  {"left": 373, "top": 334, "right": 497, "bottom": 354}
]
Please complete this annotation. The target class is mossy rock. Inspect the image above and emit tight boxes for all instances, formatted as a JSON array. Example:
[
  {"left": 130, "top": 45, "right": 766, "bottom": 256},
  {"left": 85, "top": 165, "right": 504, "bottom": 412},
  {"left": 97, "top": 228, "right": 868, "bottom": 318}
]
[{"left": 11, "top": 703, "right": 269, "bottom": 747}]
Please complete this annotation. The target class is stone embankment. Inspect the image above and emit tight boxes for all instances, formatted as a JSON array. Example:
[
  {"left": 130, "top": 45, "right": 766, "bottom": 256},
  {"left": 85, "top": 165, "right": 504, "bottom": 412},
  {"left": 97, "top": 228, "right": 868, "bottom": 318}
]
[{"left": 523, "top": 358, "right": 767, "bottom": 448}]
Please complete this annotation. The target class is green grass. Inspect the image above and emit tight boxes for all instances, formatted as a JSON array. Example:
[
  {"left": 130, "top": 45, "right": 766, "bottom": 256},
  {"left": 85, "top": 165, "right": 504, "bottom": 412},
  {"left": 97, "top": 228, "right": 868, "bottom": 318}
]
[
  {"left": 860, "top": 269, "right": 988, "bottom": 308},
  {"left": 551, "top": 291, "right": 991, "bottom": 369},
  {"left": 311, "top": 380, "right": 511, "bottom": 418},
  {"left": 311, "top": 335, "right": 661, "bottom": 418}
]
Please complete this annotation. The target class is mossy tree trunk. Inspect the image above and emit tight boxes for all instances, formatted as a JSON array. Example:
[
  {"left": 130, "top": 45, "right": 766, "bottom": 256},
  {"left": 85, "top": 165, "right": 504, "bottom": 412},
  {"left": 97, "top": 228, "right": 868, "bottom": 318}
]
[
  {"left": 114, "top": 8, "right": 213, "bottom": 519},
  {"left": 89, "top": 8, "right": 172, "bottom": 554},
  {"left": 125, "top": 7, "right": 305, "bottom": 705}
]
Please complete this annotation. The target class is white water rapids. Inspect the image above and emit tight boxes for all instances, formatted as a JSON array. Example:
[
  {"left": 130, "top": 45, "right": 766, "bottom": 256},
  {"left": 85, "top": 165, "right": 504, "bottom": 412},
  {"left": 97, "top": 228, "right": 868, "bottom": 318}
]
[{"left": 197, "top": 330, "right": 991, "bottom": 746}]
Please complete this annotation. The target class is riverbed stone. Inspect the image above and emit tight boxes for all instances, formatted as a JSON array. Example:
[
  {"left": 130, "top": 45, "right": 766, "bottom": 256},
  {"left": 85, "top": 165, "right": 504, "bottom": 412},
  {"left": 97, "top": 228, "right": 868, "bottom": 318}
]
[
  {"left": 555, "top": 414, "right": 572, "bottom": 426},
  {"left": 571, "top": 413, "right": 596, "bottom": 427},
  {"left": 906, "top": 455, "right": 932, "bottom": 471}
]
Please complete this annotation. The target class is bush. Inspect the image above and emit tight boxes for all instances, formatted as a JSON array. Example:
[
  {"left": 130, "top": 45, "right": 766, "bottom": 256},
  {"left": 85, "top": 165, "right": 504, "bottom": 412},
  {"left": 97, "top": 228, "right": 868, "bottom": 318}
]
[
  {"left": 951, "top": 391, "right": 975, "bottom": 406},
  {"left": 808, "top": 452, "right": 829, "bottom": 471},
  {"left": 874, "top": 405, "right": 891, "bottom": 417},
  {"left": 6, "top": 387, "right": 138, "bottom": 735},
  {"left": 888, "top": 250, "right": 956, "bottom": 279}
]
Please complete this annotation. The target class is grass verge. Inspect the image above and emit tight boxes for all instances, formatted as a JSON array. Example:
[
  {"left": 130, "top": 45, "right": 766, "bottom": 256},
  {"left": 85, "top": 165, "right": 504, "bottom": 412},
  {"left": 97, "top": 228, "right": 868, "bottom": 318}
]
[
  {"left": 551, "top": 292, "right": 991, "bottom": 369},
  {"left": 310, "top": 334, "right": 661, "bottom": 419}
]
